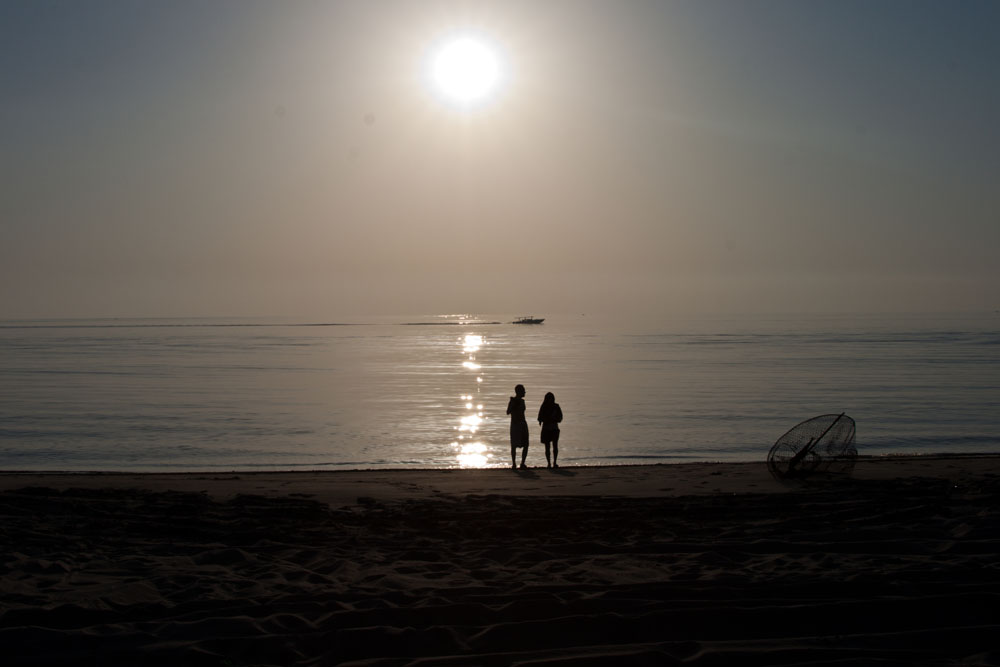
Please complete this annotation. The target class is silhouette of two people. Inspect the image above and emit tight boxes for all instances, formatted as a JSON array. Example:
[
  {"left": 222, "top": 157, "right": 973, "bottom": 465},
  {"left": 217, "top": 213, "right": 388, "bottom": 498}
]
[{"left": 507, "top": 384, "right": 563, "bottom": 469}]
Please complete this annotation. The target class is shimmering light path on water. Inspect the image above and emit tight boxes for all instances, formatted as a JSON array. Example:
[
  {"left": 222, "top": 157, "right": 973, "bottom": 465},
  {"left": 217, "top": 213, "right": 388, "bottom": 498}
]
[{"left": 1, "top": 313, "right": 998, "bottom": 471}]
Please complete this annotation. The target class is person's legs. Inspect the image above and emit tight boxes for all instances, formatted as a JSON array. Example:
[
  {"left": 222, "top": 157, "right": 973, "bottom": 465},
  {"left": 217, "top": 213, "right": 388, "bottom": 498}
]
[
  {"left": 552, "top": 431, "right": 560, "bottom": 467},
  {"left": 511, "top": 445, "right": 517, "bottom": 469},
  {"left": 520, "top": 444, "right": 529, "bottom": 468},
  {"left": 544, "top": 440, "right": 552, "bottom": 467}
]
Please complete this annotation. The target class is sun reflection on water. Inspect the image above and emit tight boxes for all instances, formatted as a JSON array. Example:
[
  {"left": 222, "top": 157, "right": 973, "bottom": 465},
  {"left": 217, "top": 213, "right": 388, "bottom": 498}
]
[
  {"left": 451, "top": 333, "right": 494, "bottom": 467},
  {"left": 452, "top": 440, "right": 489, "bottom": 467},
  {"left": 463, "top": 335, "right": 482, "bottom": 354}
]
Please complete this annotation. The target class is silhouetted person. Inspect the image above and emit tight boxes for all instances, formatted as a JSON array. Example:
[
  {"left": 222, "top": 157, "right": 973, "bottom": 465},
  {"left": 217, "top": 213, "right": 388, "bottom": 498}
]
[
  {"left": 537, "top": 392, "right": 563, "bottom": 468},
  {"left": 507, "top": 384, "right": 529, "bottom": 469}
]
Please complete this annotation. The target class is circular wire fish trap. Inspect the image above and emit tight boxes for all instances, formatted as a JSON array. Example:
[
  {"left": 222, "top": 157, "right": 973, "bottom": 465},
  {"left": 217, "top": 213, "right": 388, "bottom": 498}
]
[{"left": 767, "top": 413, "right": 857, "bottom": 480}]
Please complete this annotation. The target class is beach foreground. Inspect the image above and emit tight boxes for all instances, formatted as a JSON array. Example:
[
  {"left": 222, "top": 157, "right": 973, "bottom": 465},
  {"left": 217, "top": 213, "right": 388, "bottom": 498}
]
[{"left": 2, "top": 457, "right": 999, "bottom": 666}]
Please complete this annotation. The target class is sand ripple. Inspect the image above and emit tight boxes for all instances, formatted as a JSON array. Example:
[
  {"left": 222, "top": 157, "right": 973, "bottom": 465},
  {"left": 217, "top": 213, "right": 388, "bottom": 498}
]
[{"left": 2, "top": 475, "right": 1000, "bottom": 665}]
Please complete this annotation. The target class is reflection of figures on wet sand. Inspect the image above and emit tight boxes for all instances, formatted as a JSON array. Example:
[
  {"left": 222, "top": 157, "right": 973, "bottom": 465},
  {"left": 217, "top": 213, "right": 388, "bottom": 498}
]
[
  {"left": 507, "top": 384, "right": 529, "bottom": 469},
  {"left": 537, "top": 392, "right": 563, "bottom": 468}
]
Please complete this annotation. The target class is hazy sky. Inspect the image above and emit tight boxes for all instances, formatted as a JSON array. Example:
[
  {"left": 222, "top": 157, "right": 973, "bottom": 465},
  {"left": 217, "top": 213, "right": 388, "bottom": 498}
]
[{"left": 3, "top": 0, "right": 998, "bottom": 319}]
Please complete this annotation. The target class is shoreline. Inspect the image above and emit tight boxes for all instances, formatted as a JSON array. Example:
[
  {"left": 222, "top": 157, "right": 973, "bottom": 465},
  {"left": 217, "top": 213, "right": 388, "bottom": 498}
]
[
  {"left": 2, "top": 453, "right": 998, "bottom": 507},
  {"left": 6, "top": 450, "right": 998, "bottom": 472}
]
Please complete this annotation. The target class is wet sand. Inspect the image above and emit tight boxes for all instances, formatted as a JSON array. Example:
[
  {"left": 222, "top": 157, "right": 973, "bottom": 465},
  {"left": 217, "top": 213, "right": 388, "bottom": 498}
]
[{"left": 2, "top": 456, "right": 999, "bottom": 665}]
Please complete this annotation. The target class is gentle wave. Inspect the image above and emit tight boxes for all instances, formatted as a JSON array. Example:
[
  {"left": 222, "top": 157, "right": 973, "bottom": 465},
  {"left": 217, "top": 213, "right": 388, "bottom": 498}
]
[
  {"left": 0, "top": 322, "right": 361, "bottom": 330},
  {"left": 2, "top": 313, "right": 998, "bottom": 471}
]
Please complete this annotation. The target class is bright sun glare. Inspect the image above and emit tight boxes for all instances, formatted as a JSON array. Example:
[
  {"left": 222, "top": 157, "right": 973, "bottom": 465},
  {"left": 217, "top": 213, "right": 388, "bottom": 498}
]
[{"left": 428, "top": 36, "right": 503, "bottom": 108}]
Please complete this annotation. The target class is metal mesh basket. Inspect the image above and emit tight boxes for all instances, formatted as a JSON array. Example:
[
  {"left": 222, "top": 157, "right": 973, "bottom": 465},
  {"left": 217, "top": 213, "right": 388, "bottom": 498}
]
[{"left": 767, "top": 413, "right": 857, "bottom": 480}]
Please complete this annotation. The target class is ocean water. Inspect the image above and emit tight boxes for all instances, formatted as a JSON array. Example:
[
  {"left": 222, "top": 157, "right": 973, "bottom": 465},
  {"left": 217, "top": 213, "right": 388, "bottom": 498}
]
[{"left": 1, "top": 312, "right": 998, "bottom": 471}]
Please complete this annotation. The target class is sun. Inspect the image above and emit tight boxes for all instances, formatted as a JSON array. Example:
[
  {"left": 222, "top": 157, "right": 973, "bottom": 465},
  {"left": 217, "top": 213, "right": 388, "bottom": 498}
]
[{"left": 427, "top": 35, "right": 504, "bottom": 108}]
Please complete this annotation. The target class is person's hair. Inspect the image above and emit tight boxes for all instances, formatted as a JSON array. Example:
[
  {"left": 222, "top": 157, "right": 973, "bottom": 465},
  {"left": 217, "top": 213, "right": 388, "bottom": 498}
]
[
  {"left": 515, "top": 384, "right": 525, "bottom": 394},
  {"left": 542, "top": 392, "right": 555, "bottom": 405}
]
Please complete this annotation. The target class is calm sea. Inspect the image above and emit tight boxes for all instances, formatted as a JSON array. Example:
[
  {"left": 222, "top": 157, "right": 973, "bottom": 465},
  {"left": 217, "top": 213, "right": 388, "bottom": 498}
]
[{"left": 1, "top": 313, "right": 998, "bottom": 471}]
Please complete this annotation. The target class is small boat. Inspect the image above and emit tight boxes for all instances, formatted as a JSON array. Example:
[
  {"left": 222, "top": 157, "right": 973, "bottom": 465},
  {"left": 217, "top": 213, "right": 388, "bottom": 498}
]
[{"left": 512, "top": 316, "right": 544, "bottom": 324}]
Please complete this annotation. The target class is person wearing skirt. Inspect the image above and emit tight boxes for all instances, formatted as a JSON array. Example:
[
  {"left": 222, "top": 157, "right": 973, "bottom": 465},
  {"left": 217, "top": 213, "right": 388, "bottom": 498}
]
[{"left": 537, "top": 391, "right": 563, "bottom": 468}]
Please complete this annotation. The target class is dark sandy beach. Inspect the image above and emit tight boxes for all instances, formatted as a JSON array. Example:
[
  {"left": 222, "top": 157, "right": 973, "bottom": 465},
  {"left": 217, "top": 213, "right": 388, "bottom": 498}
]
[{"left": 2, "top": 457, "right": 999, "bottom": 666}]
